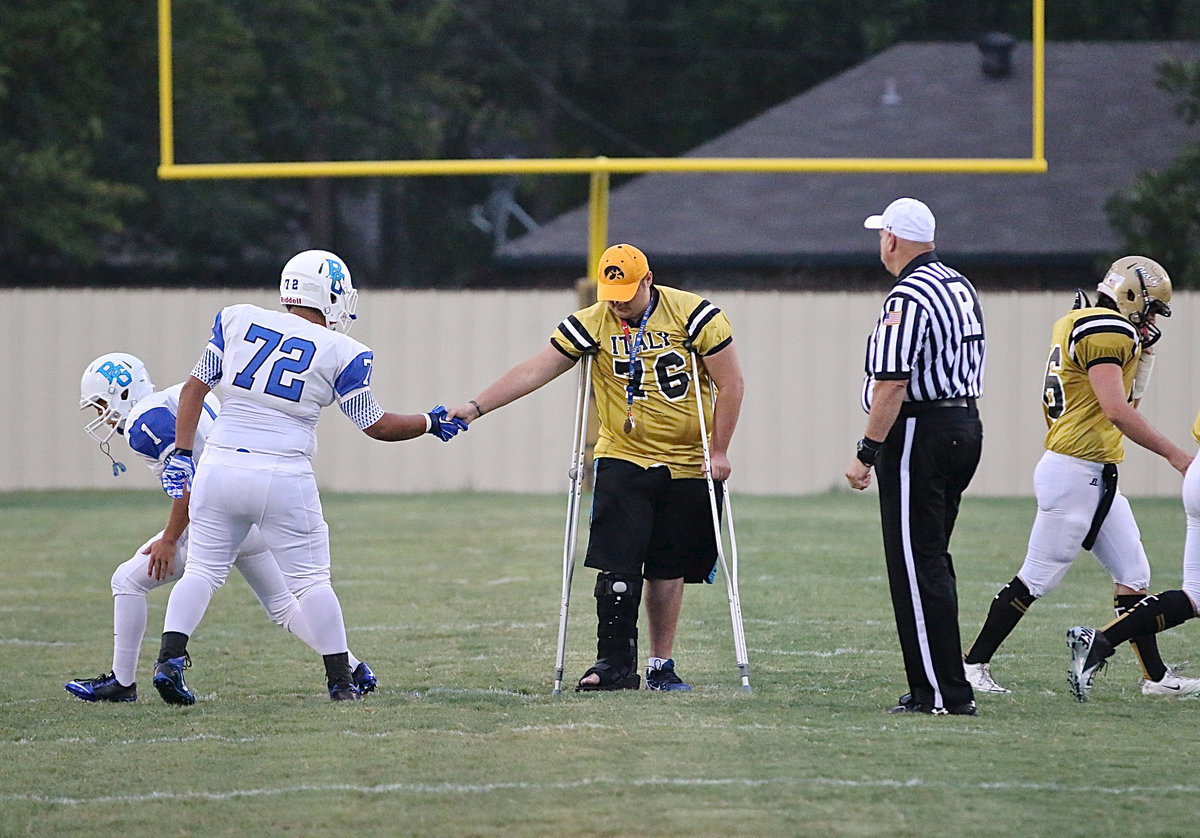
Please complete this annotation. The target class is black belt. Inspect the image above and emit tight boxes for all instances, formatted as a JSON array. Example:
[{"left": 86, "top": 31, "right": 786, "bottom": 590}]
[
  {"left": 899, "top": 397, "right": 973, "bottom": 415},
  {"left": 1082, "top": 463, "right": 1118, "bottom": 551}
]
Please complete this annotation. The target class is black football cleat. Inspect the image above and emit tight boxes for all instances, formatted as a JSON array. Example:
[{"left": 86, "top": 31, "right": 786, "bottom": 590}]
[{"left": 65, "top": 671, "right": 137, "bottom": 703}]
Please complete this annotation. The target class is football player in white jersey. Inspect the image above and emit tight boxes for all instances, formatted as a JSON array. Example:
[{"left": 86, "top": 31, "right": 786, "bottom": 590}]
[
  {"left": 68, "top": 353, "right": 378, "bottom": 702},
  {"left": 153, "top": 250, "right": 466, "bottom": 704}
]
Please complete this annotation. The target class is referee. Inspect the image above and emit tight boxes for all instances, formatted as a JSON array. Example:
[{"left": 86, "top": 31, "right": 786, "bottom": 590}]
[{"left": 845, "top": 197, "right": 986, "bottom": 716}]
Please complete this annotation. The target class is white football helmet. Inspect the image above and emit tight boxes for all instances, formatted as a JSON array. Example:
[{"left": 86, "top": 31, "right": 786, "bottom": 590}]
[
  {"left": 1096, "top": 255, "right": 1172, "bottom": 326},
  {"left": 79, "top": 353, "right": 155, "bottom": 443},
  {"left": 279, "top": 249, "right": 358, "bottom": 332}
]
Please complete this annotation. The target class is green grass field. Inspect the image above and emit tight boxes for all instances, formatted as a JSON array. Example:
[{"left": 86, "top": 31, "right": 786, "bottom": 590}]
[{"left": 2, "top": 490, "right": 1198, "bottom": 837}]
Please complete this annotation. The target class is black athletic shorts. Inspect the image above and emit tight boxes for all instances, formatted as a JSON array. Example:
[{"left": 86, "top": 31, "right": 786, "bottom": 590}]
[{"left": 583, "top": 457, "right": 723, "bottom": 583}]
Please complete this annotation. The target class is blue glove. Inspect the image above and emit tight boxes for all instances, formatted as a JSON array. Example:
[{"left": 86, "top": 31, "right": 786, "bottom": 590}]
[
  {"left": 161, "top": 449, "right": 195, "bottom": 499},
  {"left": 425, "top": 405, "right": 469, "bottom": 442}
]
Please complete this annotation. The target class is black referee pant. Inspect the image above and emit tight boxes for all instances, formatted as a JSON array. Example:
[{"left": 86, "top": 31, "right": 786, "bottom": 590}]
[{"left": 876, "top": 399, "right": 982, "bottom": 710}]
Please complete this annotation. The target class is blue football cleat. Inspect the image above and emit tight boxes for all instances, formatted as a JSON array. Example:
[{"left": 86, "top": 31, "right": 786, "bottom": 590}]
[
  {"left": 328, "top": 681, "right": 361, "bottom": 701},
  {"left": 352, "top": 661, "right": 377, "bottom": 694},
  {"left": 152, "top": 655, "right": 195, "bottom": 706},
  {"left": 65, "top": 671, "right": 137, "bottom": 703},
  {"left": 645, "top": 659, "right": 693, "bottom": 692}
]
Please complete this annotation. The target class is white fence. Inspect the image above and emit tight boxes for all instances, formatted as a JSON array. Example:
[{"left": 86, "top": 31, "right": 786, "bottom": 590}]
[{"left": 4, "top": 288, "right": 1197, "bottom": 497}]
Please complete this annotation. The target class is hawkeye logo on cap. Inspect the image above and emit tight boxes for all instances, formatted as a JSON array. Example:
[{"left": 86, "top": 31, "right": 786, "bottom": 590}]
[{"left": 604, "top": 265, "right": 627, "bottom": 282}]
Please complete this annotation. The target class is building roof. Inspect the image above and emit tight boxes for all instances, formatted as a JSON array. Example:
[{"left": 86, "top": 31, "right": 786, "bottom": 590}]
[{"left": 498, "top": 41, "right": 1200, "bottom": 274}]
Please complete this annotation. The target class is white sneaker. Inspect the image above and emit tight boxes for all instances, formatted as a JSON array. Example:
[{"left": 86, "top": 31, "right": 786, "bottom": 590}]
[
  {"left": 963, "top": 661, "right": 1011, "bottom": 694},
  {"left": 1141, "top": 668, "right": 1200, "bottom": 698}
]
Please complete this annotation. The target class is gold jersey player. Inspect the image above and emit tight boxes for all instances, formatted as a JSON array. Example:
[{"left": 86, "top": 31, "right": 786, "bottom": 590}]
[
  {"left": 446, "top": 244, "right": 744, "bottom": 691},
  {"left": 963, "top": 256, "right": 1196, "bottom": 697}
]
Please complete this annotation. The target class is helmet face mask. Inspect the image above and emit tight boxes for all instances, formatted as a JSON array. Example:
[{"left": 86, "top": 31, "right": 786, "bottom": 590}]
[
  {"left": 79, "top": 353, "right": 155, "bottom": 443},
  {"left": 280, "top": 249, "right": 358, "bottom": 333},
  {"left": 1096, "top": 256, "right": 1172, "bottom": 339}
]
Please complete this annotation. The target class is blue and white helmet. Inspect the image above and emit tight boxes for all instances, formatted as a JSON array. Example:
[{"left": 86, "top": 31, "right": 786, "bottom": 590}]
[
  {"left": 279, "top": 249, "right": 358, "bottom": 333},
  {"left": 79, "top": 353, "right": 155, "bottom": 443}
]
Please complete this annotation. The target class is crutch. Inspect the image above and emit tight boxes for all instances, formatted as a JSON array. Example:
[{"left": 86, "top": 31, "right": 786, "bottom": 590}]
[
  {"left": 552, "top": 352, "right": 594, "bottom": 695},
  {"left": 690, "top": 350, "right": 752, "bottom": 693}
]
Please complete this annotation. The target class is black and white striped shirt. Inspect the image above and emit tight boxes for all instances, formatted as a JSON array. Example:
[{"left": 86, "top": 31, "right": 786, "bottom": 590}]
[{"left": 861, "top": 252, "right": 986, "bottom": 412}]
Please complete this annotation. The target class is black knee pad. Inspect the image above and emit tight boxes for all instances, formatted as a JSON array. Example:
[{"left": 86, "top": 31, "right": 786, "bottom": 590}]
[{"left": 594, "top": 573, "right": 643, "bottom": 665}]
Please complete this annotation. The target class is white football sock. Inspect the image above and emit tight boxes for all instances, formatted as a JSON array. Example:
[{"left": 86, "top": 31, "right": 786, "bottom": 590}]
[{"left": 111, "top": 594, "right": 146, "bottom": 686}]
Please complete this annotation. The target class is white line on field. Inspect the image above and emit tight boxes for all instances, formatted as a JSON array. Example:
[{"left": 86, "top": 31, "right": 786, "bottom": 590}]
[
  {"left": 351, "top": 622, "right": 550, "bottom": 632},
  {"left": 0, "top": 638, "right": 75, "bottom": 646},
  {"left": 747, "top": 647, "right": 876, "bottom": 657},
  {"left": 15, "top": 733, "right": 268, "bottom": 746},
  {"left": 6, "top": 775, "right": 1200, "bottom": 806}
]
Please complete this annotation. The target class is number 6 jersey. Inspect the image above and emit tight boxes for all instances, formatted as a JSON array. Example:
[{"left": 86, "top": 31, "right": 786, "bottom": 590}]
[
  {"left": 549, "top": 285, "right": 733, "bottom": 478},
  {"left": 189, "top": 304, "right": 382, "bottom": 458},
  {"left": 1041, "top": 304, "right": 1140, "bottom": 463}
]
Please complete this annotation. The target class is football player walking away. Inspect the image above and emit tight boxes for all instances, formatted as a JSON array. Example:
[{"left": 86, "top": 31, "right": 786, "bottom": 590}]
[
  {"left": 68, "top": 353, "right": 377, "bottom": 702},
  {"left": 445, "top": 244, "right": 744, "bottom": 692},
  {"left": 152, "top": 250, "right": 467, "bottom": 704},
  {"left": 846, "top": 198, "right": 985, "bottom": 716},
  {"left": 962, "top": 256, "right": 1200, "bottom": 699}
]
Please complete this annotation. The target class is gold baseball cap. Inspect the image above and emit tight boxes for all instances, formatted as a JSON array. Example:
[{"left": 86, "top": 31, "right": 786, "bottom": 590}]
[{"left": 596, "top": 244, "right": 649, "bottom": 302}]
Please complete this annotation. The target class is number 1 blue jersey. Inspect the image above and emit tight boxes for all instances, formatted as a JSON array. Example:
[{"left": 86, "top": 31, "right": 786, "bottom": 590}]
[
  {"left": 124, "top": 383, "right": 221, "bottom": 477},
  {"left": 195, "top": 304, "right": 375, "bottom": 458}
]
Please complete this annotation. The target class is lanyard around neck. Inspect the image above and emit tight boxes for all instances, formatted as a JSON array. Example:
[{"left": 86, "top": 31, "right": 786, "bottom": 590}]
[{"left": 617, "top": 297, "right": 653, "bottom": 433}]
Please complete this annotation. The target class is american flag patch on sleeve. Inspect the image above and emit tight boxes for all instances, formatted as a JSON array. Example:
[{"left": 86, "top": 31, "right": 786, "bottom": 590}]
[{"left": 882, "top": 310, "right": 903, "bottom": 326}]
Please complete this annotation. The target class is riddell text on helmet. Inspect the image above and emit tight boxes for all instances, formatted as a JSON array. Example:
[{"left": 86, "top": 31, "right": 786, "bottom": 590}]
[{"left": 281, "top": 296, "right": 304, "bottom": 305}]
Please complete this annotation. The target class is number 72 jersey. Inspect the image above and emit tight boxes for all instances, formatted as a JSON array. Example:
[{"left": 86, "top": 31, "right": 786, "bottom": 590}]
[
  {"left": 1041, "top": 306, "right": 1140, "bottom": 463},
  {"left": 195, "top": 304, "right": 377, "bottom": 458}
]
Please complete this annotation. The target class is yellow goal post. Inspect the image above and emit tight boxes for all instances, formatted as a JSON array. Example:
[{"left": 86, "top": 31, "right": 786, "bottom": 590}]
[{"left": 158, "top": 0, "right": 1046, "bottom": 272}]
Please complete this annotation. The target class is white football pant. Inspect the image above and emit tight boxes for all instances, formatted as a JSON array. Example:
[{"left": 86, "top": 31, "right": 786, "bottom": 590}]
[
  {"left": 1180, "top": 454, "right": 1200, "bottom": 612},
  {"left": 1017, "top": 450, "right": 1150, "bottom": 598},
  {"left": 109, "top": 526, "right": 306, "bottom": 687},
  {"left": 164, "top": 446, "right": 349, "bottom": 656}
]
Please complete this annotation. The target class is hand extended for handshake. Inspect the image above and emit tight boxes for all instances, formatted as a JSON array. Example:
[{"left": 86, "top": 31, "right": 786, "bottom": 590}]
[
  {"left": 425, "top": 404, "right": 469, "bottom": 442},
  {"left": 159, "top": 404, "right": 470, "bottom": 498}
]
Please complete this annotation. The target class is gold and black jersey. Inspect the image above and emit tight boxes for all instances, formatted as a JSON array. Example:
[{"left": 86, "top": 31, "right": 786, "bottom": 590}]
[
  {"left": 1042, "top": 306, "right": 1140, "bottom": 463},
  {"left": 550, "top": 285, "right": 733, "bottom": 478}
]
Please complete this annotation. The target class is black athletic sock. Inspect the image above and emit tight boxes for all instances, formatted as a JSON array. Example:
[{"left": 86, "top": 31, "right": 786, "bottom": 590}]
[
  {"left": 964, "top": 576, "right": 1037, "bottom": 664},
  {"left": 323, "top": 651, "right": 352, "bottom": 686},
  {"left": 1115, "top": 594, "right": 1166, "bottom": 681},
  {"left": 158, "top": 631, "right": 189, "bottom": 662},
  {"left": 1104, "top": 590, "right": 1197, "bottom": 648}
]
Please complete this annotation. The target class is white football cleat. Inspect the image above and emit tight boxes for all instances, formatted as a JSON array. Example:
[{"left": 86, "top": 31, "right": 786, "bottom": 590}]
[
  {"left": 1066, "top": 626, "right": 1106, "bottom": 703},
  {"left": 1141, "top": 668, "right": 1200, "bottom": 698},
  {"left": 963, "top": 661, "right": 1011, "bottom": 694}
]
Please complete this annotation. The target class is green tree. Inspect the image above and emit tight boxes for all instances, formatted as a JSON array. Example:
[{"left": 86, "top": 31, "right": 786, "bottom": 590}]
[
  {"left": 6, "top": 0, "right": 1200, "bottom": 286},
  {"left": 0, "top": 0, "right": 140, "bottom": 268},
  {"left": 1107, "top": 58, "right": 1200, "bottom": 287}
]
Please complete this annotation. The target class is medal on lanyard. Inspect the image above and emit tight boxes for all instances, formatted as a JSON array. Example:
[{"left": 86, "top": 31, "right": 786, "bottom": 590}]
[{"left": 618, "top": 302, "right": 653, "bottom": 434}]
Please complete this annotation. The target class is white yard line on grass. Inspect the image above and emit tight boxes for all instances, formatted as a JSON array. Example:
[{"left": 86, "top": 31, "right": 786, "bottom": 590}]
[{"left": 6, "top": 775, "right": 1200, "bottom": 807}]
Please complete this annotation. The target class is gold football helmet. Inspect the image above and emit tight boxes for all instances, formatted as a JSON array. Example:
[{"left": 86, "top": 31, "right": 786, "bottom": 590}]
[{"left": 1096, "top": 255, "right": 1172, "bottom": 326}]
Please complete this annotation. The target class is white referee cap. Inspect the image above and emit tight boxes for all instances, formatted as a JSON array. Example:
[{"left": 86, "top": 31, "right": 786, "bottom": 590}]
[{"left": 864, "top": 197, "right": 936, "bottom": 243}]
